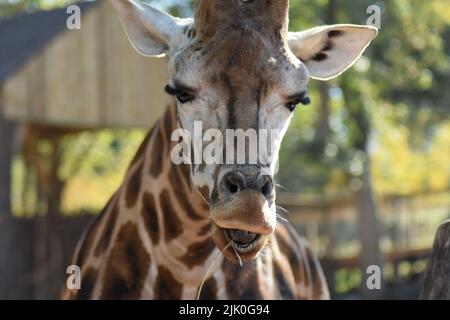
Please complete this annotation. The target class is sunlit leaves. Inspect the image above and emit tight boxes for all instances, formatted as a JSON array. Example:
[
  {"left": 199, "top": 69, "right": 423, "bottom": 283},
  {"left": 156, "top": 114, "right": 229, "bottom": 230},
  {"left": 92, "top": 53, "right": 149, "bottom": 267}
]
[{"left": 279, "top": 0, "right": 450, "bottom": 196}]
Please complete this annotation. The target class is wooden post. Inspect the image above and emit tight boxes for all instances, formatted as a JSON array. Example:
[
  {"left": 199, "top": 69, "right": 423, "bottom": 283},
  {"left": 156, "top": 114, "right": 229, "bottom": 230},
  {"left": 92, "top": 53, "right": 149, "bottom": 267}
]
[
  {"left": 0, "top": 91, "right": 22, "bottom": 298},
  {"left": 420, "top": 220, "right": 450, "bottom": 300}
]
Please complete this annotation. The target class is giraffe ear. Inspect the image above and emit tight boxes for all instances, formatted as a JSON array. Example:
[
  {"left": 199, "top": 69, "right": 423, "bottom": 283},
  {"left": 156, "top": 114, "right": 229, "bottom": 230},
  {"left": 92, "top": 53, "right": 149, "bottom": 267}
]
[
  {"left": 110, "top": 0, "right": 193, "bottom": 57},
  {"left": 288, "top": 24, "right": 378, "bottom": 80}
]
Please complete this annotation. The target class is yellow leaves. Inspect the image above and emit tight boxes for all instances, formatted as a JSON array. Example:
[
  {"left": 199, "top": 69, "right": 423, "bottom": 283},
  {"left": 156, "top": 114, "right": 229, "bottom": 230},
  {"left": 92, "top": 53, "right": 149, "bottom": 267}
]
[
  {"left": 326, "top": 170, "right": 348, "bottom": 194},
  {"left": 427, "top": 123, "right": 450, "bottom": 191},
  {"left": 61, "top": 172, "right": 122, "bottom": 214},
  {"left": 59, "top": 130, "right": 146, "bottom": 214},
  {"left": 372, "top": 119, "right": 450, "bottom": 195},
  {"left": 431, "top": 0, "right": 450, "bottom": 24}
]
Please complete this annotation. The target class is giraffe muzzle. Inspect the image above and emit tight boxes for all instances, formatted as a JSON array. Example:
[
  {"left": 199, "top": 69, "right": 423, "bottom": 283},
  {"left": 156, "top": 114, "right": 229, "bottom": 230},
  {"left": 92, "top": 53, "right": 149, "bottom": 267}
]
[
  {"left": 210, "top": 167, "right": 277, "bottom": 261},
  {"left": 211, "top": 189, "right": 276, "bottom": 235},
  {"left": 210, "top": 187, "right": 276, "bottom": 262}
]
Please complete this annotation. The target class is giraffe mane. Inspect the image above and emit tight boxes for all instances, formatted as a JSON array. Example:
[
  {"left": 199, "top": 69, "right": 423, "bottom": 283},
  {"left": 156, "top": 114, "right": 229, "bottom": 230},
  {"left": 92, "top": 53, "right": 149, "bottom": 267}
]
[{"left": 195, "top": 0, "right": 290, "bottom": 40}]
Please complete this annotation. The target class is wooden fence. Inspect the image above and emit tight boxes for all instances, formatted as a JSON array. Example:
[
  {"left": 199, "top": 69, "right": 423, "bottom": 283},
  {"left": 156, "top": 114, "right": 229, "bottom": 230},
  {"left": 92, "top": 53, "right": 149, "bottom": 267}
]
[
  {"left": 0, "top": 214, "right": 92, "bottom": 299},
  {"left": 278, "top": 191, "right": 450, "bottom": 298}
]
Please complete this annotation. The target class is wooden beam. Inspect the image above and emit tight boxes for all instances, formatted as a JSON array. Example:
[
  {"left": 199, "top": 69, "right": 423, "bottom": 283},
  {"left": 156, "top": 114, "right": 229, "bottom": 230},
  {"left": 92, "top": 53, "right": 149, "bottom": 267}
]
[
  {"left": 0, "top": 90, "right": 21, "bottom": 299},
  {"left": 0, "top": 92, "right": 14, "bottom": 219}
]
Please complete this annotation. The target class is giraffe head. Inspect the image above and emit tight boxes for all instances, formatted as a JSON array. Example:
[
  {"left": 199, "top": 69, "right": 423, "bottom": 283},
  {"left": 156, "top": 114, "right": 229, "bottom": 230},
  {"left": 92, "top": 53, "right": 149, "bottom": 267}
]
[{"left": 111, "top": 0, "right": 377, "bottom": 262}]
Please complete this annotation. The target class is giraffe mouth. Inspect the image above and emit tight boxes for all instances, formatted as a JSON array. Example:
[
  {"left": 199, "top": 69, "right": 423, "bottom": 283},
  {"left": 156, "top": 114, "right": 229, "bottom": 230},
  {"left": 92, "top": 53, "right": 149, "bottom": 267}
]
[
  {"left": 226, "top": 229, "right": 262, "bottom": 253},
  {"left": 211, "top": 223, "right": 269, "bottom": 262},
  {"left": 210, "top": 190, "right": 274, "bottom": 261}
]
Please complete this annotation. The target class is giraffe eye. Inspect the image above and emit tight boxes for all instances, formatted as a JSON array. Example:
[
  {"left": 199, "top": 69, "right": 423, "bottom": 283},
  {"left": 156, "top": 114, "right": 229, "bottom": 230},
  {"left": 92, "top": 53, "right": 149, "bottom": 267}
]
[
  {"left": 176, "top": 91, "right": 196, "bottom": 104},
  {"left": 285, "top": 92, "right": 311, "bottom": 112},
  {"left": 165, "top": 85, "right": 196, "bottom": 104}
]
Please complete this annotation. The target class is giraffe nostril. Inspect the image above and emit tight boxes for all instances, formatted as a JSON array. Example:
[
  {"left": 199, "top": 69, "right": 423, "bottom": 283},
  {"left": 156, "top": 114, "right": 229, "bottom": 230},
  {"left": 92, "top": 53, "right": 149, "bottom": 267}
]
[
  {"left": 223, "top": 172, "right": 246, "bottom": 195},
  {"left": 258, "top": 175, "right": 274, "bottom": 199},
  {"left": 228, "top": 182, "right": 239, "bottom": 194},
  {"left": 261, "top": 180, "right": 271, "bottom": 197}
]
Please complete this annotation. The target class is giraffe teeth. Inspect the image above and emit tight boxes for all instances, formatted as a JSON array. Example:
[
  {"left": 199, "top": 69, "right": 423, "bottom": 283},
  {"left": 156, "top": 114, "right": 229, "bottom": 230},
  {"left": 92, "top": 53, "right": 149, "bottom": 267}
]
[
  {"left": 232, "top": 236, "right": 261, "bottom": 253},
  {"left": 234, "top": 243, "right": 254, "bottom": 253}
]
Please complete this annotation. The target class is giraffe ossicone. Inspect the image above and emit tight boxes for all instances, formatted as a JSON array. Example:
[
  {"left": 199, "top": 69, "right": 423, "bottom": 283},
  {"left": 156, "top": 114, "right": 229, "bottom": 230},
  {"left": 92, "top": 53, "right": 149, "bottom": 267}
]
[{"left": 64, "top": 0, "right": 377, "bottom": 300}]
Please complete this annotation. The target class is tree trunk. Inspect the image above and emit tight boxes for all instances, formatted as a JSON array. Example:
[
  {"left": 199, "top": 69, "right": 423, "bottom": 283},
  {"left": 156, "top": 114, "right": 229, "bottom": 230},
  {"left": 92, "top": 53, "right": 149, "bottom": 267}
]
[
  {"left": 420, "top": 220, "right": 450, "bottom": 300},
  {"left": 356, "top": 157, "right": 384, "bottom": 299},
  {"left": 342, "top": 76, "right": 384, "bottom": 299},
  {"left": 316, "top": 83, "right": 331, "bottom": 146}
]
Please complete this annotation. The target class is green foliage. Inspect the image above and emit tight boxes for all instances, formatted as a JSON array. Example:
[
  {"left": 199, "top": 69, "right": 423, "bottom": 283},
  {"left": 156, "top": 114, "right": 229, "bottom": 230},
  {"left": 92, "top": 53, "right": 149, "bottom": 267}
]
[
  {"left": 60, "top": 129, "right": 146, "bottom": 214},
  {"left": 278, "top": 0, "right": 450, "bottom": 196},
  {"left": 0, "top": 0, "right": 74, "bottom": 18},
  {"left": 11, "top": 129, "right": 146, "bottom": 215}
]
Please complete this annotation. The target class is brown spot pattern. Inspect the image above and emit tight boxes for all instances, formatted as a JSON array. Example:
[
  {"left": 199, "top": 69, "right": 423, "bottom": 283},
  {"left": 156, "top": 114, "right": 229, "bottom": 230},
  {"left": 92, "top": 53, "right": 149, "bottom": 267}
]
[
  {"left": 76, "top": 214, "right": 101, "bottom": 267},
  {"left": 275, "top": 225, "right": 303, "bottom": 284},
  {"left": 125, "top": 161, "right": 143, "bottom": 208},
  {"left": 280, "top": 222, "right": 311, "bottom": 288},
  {"left": 175, "top": 185, "right": 204, "bottom": 221},
  {"left": 149, "top": 125, "right": 164, "bottom": 178},
  {"left": 198, "top": 277, "right": 218, "bottom": 300},
  {"left": 154, "top": 266, "right": 183, "bottom": 299},
  {"left": 197, "top": 223, "right": 212, "bottom": 237},
  {"left": 179, "top": 163, "right": 193, "bottom": 191},
  {"left": 141, "top": 192, "right": 160, "bottom": 245},
  {"left": 100, "top": 222, "right": 150, "bottom": 299},
  {"left": 169, "top": 163, "right": 193, "bottom": 194},
  {"left": 162, "top": 104, "right": 174, "bottom": 154},
  {"left": 178, "top": 238, "right": 216, "bottom": 269},
  {"left": 159, "top": 190, "right": 183, "bottom": 241},
  {"left": 222, "top": 259, "right": 263, "bottom": 299},
  {"left": 198, "top": 185, "right": 210, "bottom": 203},
  {"left": 273, "top": 261, "right": 295, "bottom": 299},
  {"left": 76, "top": 195, "right": 116, "bottom": 266},
  {"left": 94, "top": 204, "right": 119, "bottom": 256},
  {"left": 76, "top": 267, "right": 98, "bottom": 300},
  {"left": 305, "top": 246, "right": 325, "bottom": 299},
  {"left": 127, "top": 130, "right": 152, "bottom": 170}
]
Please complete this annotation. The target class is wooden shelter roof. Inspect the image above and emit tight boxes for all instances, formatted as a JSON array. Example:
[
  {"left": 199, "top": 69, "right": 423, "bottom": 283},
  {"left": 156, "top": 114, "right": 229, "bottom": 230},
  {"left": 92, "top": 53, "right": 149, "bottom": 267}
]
[
  {"left": 0, "top": 1, "right": 169, "bottom": 129},
  {"left": 0, "top": 1, "right": 97, "bottom": 84}
]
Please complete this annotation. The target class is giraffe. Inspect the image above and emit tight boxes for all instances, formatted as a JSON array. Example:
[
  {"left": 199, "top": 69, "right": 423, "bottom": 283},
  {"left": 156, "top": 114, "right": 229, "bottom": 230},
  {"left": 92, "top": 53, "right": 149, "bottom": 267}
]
[{"left": 64, "top": 0, "right": 377, "bottom": 300}]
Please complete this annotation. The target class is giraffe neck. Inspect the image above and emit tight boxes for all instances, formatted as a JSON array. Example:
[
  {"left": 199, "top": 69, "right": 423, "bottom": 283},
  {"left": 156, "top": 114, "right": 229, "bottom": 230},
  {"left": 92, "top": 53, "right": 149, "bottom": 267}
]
[
  {"left": 120, "top": 101, "right": 223, "bottom": 297},
  {"left": 68, "top": 102, "right": 330, "bottom": 300},
  {"left": 133, "top": 102, "right": 212, "bottom": 247}
]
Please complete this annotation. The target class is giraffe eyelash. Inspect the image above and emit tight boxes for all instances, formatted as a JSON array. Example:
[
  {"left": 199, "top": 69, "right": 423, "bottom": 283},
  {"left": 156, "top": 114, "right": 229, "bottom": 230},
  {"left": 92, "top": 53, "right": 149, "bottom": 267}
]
[
  {"left": 285, "top": 92, "right": 311, "bottom": 112},
  {"left": 164, "top": 84, "right": 181, "bottom": 96},
  {"left": 165, "top": 84, "right": 196, "bottom": 104}
]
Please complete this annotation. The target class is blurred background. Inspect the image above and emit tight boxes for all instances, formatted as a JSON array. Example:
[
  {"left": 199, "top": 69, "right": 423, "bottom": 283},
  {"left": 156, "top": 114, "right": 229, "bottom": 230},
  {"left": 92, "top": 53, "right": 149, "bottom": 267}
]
[{"left": 0, "top": 0, "right": 449, "bottom": 300}]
